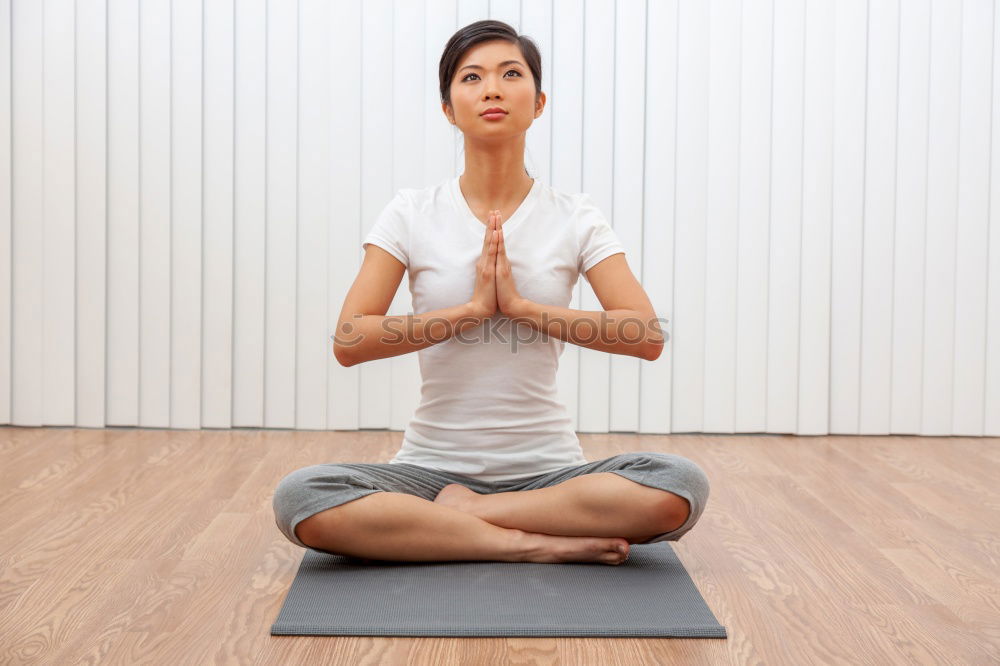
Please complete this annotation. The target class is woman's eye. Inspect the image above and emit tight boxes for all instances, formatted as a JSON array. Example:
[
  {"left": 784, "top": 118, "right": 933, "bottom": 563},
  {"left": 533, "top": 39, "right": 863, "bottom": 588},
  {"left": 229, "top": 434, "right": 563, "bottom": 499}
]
[{"left": 462, "top": 69, "right": 522, "bottom": 82}]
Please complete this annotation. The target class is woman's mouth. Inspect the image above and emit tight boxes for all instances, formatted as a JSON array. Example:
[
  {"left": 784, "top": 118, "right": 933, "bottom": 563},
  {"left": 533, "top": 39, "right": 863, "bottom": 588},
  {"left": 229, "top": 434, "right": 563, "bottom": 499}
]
[{"left": 481, "top": 112, "right": 507, "bottom": 121}]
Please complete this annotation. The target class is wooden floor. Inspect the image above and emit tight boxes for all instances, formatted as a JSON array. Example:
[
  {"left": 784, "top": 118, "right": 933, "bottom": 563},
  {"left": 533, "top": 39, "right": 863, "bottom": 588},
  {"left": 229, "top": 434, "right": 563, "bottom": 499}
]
[{"left": 1, "top": 427, "right": 998, "bottom": 664}]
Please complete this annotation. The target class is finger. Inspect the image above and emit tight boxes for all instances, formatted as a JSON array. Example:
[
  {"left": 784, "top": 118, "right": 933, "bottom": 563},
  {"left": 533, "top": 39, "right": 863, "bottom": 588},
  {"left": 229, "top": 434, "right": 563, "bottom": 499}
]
[
  {"left": 497, "top": 212, "right": 504, "bottom": 252},
  {"left": 495, "top": 212, "right": 503, "bottom": 258},
  {"left": 482, "top": 213, "right": 494, "bottom": 252},
  {"left": 487, "top": 211, "right": 497, "bottom": 255}
]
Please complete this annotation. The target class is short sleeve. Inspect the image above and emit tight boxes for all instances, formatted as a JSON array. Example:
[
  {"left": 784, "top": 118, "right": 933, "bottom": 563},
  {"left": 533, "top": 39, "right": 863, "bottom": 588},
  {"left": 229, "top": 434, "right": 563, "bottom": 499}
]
[
  {"left": 576, "top": 194, "right": 626, "bottom": 281},
  {"left": 362, "top": 190, "right": 411, "bottom": 268}
]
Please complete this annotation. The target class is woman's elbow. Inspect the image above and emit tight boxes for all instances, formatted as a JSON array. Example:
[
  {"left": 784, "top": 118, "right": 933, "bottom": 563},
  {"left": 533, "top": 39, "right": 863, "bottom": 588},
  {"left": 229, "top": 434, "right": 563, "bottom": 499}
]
[
  {"left": 640, "top": 312, "right": 665, "bottom": 360},
  {"left": 333, "top": 343, "right": 359, "bottom": 367},
  {"left": 642, "top": 338, "right": 665, "bottom": 361}
]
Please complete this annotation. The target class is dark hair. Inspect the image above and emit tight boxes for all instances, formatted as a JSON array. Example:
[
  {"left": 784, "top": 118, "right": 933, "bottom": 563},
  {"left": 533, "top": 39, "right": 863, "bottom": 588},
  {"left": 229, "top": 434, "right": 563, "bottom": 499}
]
[{"left": 438, "top": 20, "right": 543, "bottom": 109}]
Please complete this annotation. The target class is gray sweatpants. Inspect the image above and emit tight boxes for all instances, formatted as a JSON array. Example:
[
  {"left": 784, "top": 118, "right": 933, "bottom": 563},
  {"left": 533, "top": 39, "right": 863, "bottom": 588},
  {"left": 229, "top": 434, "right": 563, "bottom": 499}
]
[{"left": 272, "top": 451, "right": 711, "bottom": 550}]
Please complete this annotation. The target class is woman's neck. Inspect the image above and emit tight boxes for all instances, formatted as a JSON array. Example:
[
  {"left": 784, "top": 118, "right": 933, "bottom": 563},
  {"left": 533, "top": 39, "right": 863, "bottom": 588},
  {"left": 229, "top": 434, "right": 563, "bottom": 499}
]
[
  {"left": 459, "top": 136, "right": 533, "bottom": 207},
  {"left": 459, "top": 172, "right": 534, "bottom": 216}
]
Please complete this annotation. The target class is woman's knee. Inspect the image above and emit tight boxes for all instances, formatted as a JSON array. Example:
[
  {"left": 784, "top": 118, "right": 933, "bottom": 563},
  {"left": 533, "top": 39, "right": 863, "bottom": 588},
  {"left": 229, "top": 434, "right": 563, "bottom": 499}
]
[
  {"left": 272, "top": 463, "right": 367, "bottom": 548},
  {"left": 273, "top": 464, "right": 324, "bottom": 514},
  {"left": 293, "top": 504, "right": 341, "bottom": 549},
  {"left": 642, "top": 452, "right": 711, "bottom": 535}
]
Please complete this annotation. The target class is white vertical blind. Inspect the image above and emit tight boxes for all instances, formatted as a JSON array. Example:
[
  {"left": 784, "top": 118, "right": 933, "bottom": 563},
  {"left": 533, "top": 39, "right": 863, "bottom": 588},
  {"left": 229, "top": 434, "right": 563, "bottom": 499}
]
[
  {"left": 1, "top": 0, "right": 997, "bottom": 436},
  {"left": 203, "top": 0, "right": 235, "bottom": 429}
]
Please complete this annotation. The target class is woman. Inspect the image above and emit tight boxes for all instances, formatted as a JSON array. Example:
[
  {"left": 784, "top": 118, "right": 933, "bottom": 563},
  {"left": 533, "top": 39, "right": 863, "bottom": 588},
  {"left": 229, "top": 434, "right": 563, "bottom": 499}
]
[{"left": 273, "top": 20, "right": 710, "bottom": 566}]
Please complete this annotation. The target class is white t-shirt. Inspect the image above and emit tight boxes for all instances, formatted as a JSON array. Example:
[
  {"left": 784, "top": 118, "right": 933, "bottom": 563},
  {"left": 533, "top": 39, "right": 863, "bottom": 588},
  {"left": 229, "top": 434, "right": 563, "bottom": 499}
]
[{"left": 361, "top": 174, "right": 626, "bottom": 482}]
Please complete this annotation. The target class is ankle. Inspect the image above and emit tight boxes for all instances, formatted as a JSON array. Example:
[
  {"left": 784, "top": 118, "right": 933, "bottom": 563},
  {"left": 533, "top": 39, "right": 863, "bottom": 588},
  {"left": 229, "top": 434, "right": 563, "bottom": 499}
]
[{"left": 505, "top": 528, "right": 542, "bottom": 563}]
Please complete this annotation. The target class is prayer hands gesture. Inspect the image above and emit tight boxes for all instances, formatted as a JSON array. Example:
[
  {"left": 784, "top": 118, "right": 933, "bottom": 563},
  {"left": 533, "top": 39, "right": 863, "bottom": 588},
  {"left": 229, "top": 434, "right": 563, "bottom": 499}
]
[{"left": 469, "top": 209, "right": 526, "bottom": 320}]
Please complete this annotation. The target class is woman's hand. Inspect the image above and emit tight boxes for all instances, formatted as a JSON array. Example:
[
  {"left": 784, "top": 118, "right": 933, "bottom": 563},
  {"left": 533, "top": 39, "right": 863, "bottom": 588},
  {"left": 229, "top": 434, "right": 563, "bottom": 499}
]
[
  {"left": 468, "top": 211, "right": 499, "bottom": 319},
  {"left": 494, "top": 210, "right": 526, "bottom": 317}
]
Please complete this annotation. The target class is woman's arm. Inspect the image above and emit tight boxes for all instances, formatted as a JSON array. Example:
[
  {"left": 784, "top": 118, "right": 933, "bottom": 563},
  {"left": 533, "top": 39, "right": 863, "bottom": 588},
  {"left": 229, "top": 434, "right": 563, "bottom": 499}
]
[
  {"left": 506, "top": 253, "right": 666, "bottom": 361},
  {"left": 334, "top": 302, "right": 487, "bottom": 367},
  {"left": 333, "top": 245, "right": 488, "bottom": 367}
]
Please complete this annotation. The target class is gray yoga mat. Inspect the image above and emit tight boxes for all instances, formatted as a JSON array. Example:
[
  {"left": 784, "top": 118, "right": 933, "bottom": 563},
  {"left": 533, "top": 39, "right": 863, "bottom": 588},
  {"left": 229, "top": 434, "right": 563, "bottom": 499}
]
[{"left": 271, "top": 544, "right": 727, "bottom": 638}]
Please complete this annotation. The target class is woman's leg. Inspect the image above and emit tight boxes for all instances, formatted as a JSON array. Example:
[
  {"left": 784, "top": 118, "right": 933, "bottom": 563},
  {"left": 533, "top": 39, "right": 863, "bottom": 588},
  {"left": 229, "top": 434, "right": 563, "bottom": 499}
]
[
  {"left": 294, "top": 490, "right": 531, "bottom": 562},
  {"left": 436, "top": 472, "right": 686, "bottom": 542},
  {"left": 436, "top": 452, "right": 711, "bottom": 544},
  {"left": 273, "top": 462, "right": 631, "bottom": 564}
]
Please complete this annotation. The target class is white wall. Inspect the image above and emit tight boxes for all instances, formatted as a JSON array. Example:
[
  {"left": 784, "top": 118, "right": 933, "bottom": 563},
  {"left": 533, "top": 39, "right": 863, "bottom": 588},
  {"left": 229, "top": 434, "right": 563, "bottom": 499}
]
[{"left": 1, "top": 0, "right": 998, "bottom": 436}]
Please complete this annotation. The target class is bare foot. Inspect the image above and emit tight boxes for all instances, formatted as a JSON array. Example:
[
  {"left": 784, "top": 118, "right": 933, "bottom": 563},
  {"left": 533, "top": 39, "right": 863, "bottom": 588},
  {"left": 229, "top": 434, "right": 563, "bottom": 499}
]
[
  {"left": 433, "top": 483, "right": 482, "bottom": 514},
  {"left": 510, "top": 529, "right": 630, "bottom": 565}
]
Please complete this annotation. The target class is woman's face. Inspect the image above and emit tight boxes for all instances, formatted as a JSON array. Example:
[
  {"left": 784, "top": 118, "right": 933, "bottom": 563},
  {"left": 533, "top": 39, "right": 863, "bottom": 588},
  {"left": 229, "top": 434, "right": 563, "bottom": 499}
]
[{"left": 444, "top": 39, "right": 545, "bottom": 139}]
